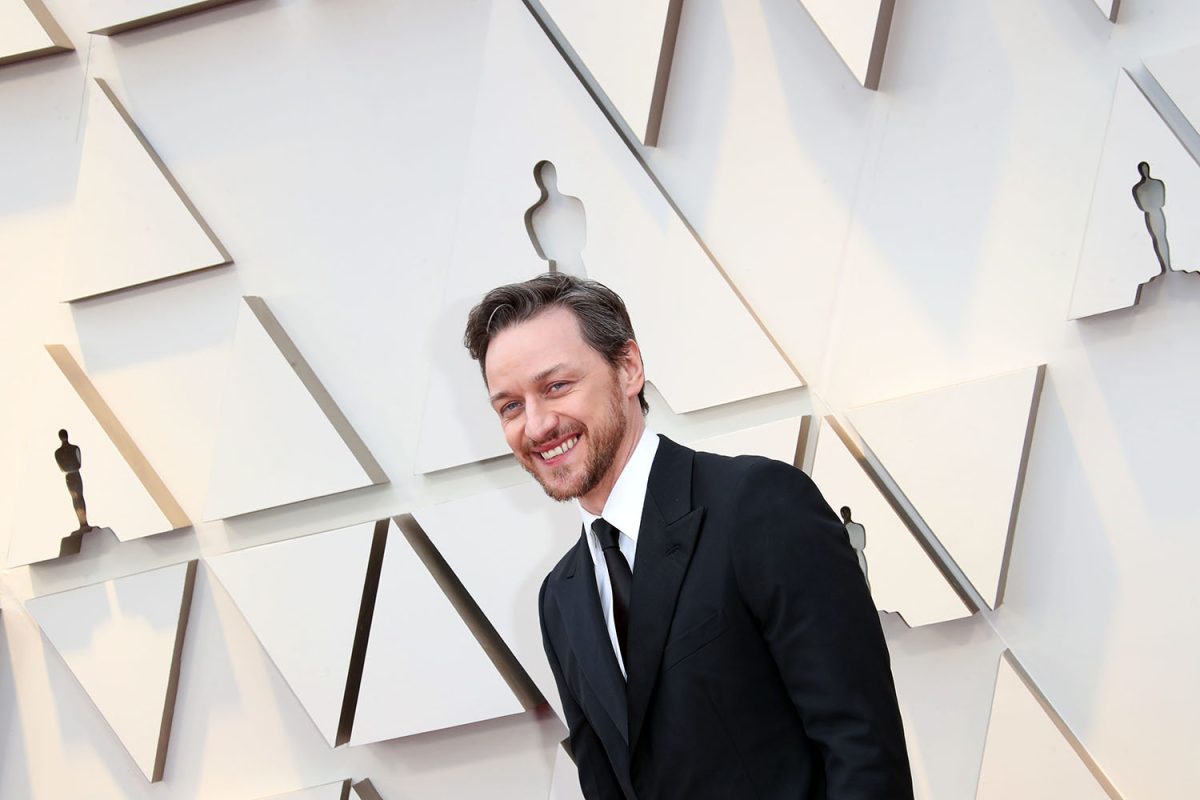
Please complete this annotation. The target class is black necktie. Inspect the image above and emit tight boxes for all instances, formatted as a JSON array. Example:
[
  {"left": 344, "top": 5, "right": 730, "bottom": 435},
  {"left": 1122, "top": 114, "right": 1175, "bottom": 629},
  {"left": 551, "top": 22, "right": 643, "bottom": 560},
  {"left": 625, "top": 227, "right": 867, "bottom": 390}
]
[{"left": 592, "top": 517, "right": 632, "bottom": 668}]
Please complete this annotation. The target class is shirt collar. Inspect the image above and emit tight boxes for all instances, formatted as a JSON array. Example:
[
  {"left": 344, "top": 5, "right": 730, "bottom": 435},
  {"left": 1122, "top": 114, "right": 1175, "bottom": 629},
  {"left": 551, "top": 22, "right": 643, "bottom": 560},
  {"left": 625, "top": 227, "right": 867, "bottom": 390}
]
[{"left": 579, "top": 426, "right": 660, "bottom": 561}]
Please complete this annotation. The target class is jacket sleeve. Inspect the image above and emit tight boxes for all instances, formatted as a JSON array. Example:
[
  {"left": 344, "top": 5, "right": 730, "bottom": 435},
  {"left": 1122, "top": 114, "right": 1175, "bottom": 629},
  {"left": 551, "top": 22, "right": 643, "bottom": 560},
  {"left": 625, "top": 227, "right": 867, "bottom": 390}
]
[
  {"left": 730, "top": 459, "right": 914, "bottom": 799},
  {"left": 539, "top": 577, "right": 626, "bottom": 800}
]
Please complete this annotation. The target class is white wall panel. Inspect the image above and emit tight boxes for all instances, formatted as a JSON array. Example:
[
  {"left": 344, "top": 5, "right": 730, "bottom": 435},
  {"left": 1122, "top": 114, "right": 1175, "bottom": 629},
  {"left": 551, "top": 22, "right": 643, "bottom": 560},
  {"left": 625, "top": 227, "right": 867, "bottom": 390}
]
[
  {"left": 1071, "top": 71, "right": 1200, "bottom": 319},
  {"left": 206, "top": 523, "right": 378, "bottom": 747},
  {"left": 63, "top": 79, "right": 231, "bottom": 303},
  {"left": 350, "top": 520, "right": 522, "bottom": 744},
  {"left": 810, "top": 419, "right": 971, "bottom": 628},
  {"left": 688, "top": 415, "right": 806, "bottom": 465},
  {"left": 416, "top": 481, "right": 586, "bottom": 724},
  {"left": 535, "top": 0, "right": 683, "bottom": 145},
  {"left": 416, "top": 0, "right": 799, "bottom": 472},
  {"left": 0, "top": 0, "right": 70, "bottom": 66},
  {"left": 976, "top": 652, "right": 1120, "bottom": 799},
  {"left": 797, "top": 0, "right": 895, "bottom": 89},
  {"left": 1145, "top": 44, "right": 1200, "bottom": 145},
  {"left": 7, "top": 346, "right": 186, "bottom": 567},
  {"left": 25, "top": 561, "right": 196, "bottom": 782},
  {"left": 88, "top": 0, "right": 246, "bottom": 35},
  {"left": 847, "top": 366, "right": 1045, "bottom": 609},
  {"left": 547, "top": 744, "right": 585, "bottom": 800},
  {"left": 204, "top": 298, "right": 386, "bottom": 520}
]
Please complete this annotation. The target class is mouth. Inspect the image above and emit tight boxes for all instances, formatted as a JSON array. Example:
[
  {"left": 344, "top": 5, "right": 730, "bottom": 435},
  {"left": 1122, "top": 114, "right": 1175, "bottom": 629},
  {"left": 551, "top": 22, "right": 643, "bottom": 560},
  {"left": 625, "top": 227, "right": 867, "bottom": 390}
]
[{"left": 533, "top": 434, "right": 581, "bottom": 466}]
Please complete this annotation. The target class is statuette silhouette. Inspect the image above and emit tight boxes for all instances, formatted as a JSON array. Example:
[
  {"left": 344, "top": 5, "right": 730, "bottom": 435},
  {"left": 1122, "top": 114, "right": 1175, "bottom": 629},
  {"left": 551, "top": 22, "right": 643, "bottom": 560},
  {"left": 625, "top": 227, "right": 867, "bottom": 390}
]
[
  {"left": 1133, "top": 161, "right": 1170, "bottom": 275},
  {"left": 525, "top": 160, "right": 587, "bottom": 278},
  {"left": 55, "top": 429, "right": 96, "bottom": 557},
  {"left": 840, "top": 506, "right": 870, "bottom": 591}
]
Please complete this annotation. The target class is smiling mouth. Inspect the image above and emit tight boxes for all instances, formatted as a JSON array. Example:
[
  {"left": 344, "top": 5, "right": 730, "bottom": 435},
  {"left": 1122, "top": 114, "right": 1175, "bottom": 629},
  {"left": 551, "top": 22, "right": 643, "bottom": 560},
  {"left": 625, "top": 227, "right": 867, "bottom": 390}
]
[{"left": 537, "top": 435, "right": 580, "bottom": 462}]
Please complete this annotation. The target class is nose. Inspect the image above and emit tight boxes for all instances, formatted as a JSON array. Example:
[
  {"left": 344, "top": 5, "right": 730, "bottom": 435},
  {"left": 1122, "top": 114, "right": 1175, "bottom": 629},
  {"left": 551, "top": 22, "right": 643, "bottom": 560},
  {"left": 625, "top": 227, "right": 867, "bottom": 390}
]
[{"left": 524, "top": 397, "right": 558, "bottom": 444}]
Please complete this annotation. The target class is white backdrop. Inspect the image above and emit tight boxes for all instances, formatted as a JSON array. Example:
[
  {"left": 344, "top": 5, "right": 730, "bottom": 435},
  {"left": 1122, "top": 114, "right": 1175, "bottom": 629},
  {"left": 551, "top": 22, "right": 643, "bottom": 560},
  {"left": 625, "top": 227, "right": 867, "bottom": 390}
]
[{"left": 1, "top": 0, "right": 1198, "bottom": 798}]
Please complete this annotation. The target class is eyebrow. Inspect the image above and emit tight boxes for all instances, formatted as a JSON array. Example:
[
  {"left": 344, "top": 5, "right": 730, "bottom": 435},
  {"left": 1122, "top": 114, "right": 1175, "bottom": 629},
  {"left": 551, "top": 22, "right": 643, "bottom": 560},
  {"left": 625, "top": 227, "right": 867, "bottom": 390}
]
[{"left": 488, "top": 363, "right": 568, "bottom": 404}]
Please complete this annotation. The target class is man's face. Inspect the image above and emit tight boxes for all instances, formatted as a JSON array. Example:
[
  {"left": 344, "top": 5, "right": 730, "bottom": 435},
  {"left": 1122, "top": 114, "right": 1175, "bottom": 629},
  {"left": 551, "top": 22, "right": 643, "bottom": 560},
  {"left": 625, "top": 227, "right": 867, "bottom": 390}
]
[{"left": 484, "top": 306, "right": 636, "bottom": 503}]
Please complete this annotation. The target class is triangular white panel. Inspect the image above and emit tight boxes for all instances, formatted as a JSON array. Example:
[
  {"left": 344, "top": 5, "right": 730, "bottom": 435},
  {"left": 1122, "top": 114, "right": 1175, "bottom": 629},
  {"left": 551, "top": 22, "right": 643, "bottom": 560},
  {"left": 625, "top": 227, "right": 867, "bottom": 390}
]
[
  {"left": 537, "top": 0, "right": 682, "bottom": 145},
  {"left": 260, "top": 780, "right": 350, "bottom": 800},
  {"left": 797, "top": 0, "right": 896, "bottom": 89},
  {"left": 204, "top": 298, "right": 385, "bottom": 520},
  {"left": 1090, "top": 0, "right": 1119, "bottom": 23},
  {"left": 976, "top": 652, "right": 1121, "bottom": 799},
  {"left": 0, "top": 0, "right": 71, "bottom": 66},
  {"left": 88, "top": 0, "right": 246, "bottom": 35},
  {"left": 350, "top": 520, "right": 522, "bottom": 744},
  {"left": 415, "top": 482, "right": 581, "bottom": 723},
  {"left": 64, "top": 79, "right": 230, "bottom": 302},
  {"left": 689, "top": 416, "right": 806, "bottom": 465},
  {"left": 810, "top": 420, "right": 971, "bottom": 628},
  {"left": 26, "top": 561, "right": 196, "bottom": 782},
  {"left": 1071, "top": 71, "right": 1200, "bottom": 319},
  {"left": 7, "top": 346, "right": 185, "bottom": 568},
  {"left": 847, "top": 367, "right": 1045, "bottom": 609},
  {"left": 416, "top": 0, "right": 798, "bottom": 472},
  {"left": 207, "top": 523, "right": 378, "bottom": 747},
  {"left": 1146, "top": 45, "right": 1200, "bottom": 143},
  {"left": 548, "top": 744, "right": 585, "bottom": 800}
]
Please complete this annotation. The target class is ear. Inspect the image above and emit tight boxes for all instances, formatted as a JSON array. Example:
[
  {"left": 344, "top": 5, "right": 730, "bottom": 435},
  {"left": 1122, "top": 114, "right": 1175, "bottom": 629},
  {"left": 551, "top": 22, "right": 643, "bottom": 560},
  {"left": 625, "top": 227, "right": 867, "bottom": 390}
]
[{"left": 618, "top": 339, "right": 646, "bottom": 401}]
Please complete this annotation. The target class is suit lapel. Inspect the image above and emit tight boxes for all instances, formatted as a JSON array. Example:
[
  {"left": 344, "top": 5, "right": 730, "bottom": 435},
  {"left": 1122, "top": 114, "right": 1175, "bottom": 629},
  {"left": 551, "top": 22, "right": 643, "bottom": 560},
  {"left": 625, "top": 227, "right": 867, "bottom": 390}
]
[
  {"left": 551, "top": 531, "right": 629, "bottom": 744},
  {"left": 626, "top": 437, "right": 704, "bottom": 752}
]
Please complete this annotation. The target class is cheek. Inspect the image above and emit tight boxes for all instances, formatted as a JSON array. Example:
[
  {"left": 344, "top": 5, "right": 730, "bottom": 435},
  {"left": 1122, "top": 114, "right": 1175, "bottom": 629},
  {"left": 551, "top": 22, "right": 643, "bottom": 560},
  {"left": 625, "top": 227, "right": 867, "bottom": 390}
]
[{"left": 501, "top": 418, "right": 525, "bottom": 450}]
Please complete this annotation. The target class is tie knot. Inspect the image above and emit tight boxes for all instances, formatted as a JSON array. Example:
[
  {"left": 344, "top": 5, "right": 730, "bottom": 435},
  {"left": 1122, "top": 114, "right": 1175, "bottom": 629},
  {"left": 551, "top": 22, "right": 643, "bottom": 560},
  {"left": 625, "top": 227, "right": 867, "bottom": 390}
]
[{"left": 591, "top": 518, "right": 622, "bottom": 551}]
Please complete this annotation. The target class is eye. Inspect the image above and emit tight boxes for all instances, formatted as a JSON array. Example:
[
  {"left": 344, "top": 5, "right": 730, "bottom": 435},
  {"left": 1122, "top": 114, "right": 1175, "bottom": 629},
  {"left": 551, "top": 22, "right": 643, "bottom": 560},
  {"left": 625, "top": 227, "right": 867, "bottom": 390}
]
[
  {"left": 548, "top": 381, "right": 568, "bottom": 392},
  {"left": 499, "top": 401, "right": 522, "bottom": 417}
]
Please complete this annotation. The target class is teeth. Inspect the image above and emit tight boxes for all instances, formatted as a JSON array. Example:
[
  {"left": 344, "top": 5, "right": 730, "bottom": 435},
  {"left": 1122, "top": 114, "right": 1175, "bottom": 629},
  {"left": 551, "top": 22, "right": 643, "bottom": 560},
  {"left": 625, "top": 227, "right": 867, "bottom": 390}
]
[{"left": 540, "top": 436, "right": 579, "bottom": 460}]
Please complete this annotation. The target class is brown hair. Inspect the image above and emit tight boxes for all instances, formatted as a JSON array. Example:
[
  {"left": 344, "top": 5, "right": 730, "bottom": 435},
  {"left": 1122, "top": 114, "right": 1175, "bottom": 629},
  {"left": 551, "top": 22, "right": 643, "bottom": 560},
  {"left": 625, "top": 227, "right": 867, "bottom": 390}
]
[{"left": 463, "top": 272, "right": 649, "bottom": 414}]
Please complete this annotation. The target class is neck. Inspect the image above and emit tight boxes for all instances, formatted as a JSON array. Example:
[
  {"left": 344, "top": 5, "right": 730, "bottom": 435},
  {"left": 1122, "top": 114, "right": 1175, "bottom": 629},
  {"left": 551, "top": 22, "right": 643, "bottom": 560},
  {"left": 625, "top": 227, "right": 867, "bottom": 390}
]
[{"left": 579, "top": 413, "right": 646, "bottom": 515}]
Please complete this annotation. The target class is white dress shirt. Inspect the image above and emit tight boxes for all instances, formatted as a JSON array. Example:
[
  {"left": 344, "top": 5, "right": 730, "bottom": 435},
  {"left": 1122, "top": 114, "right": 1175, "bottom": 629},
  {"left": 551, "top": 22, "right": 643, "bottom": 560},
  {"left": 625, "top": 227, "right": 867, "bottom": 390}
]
[{"left": 578, "top": 426, "right": 659, "bottom": 679}]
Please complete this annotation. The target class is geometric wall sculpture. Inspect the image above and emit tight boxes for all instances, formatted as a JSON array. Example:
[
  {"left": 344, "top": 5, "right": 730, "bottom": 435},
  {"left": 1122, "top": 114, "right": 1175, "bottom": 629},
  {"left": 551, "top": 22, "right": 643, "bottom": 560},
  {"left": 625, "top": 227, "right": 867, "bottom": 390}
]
[
  {"left": 24, "top": 560, "right": 197, "bottom": 783},
  {"left": 63, "top": 79, "right": 232, "bottom": 303},
  {"left": 847, "top": 366, "right": 1046, "bottom": 610},
  {"left": 796, "top": 0, "right": 897, "bottom": 89},
  {"left": 348, "top": 519, "right": 523, "bottom": 744},
  {"left": 414, "top": 481, "right": 582, "bottom": 724},
  {"left": 533, "top": 0, "right": 685, "bottom": 146},
  {"left": 415, "top": 0, "right": 799, "bottom": 473},
  {"left": 810, "top": 417, "right": 974, "bottom": 628},
  {"left": 688, "top": 415, "right": 809, "bottom": 466},
  {"left": 1071, "top": 71, "right": 1200, "bottom": 319},
  {"left": 976, "top": 651, "right": 1123, "bottom": 799},
  {"left": 88, "top": 0, "right": 247, "bottom": 35},
  {"left": 1089, "top": 0, "right": 1120, "bottom": 23},
  {"left": 0, "top": 0, "right": 71, "bottom": 67},
  {"left": 1146, "top": 45, "right": 1200, "bottom": 140},
  {"left": 6, "top": 345, "right": 190, "bottom": 568},
  {"left": 203, "top": 297, "right": 387, "bottom": 521},
  {"left": 206, "top": 522, "right": 386, "bottom": 748}
]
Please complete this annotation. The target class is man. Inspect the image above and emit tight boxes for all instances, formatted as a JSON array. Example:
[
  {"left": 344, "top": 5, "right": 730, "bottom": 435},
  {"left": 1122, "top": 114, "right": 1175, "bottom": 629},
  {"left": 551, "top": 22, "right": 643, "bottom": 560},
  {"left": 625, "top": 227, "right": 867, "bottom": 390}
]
[{"left": 464, "top": 273, "right": 912, "bottom": 799}]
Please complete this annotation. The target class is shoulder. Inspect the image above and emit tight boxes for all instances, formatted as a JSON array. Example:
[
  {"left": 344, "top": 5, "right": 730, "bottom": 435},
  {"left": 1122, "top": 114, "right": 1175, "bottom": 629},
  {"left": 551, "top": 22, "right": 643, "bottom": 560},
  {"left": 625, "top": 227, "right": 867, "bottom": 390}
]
[
  {"left": 692, "top": 447, "right": 818, "bottom": 506},
  {"left": 539, "top": 534, "right": 586, "bottom": 611}
]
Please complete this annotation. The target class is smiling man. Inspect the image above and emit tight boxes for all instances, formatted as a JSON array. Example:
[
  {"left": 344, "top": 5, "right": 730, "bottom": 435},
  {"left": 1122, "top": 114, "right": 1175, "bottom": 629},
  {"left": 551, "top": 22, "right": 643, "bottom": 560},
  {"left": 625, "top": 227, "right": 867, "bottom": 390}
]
[{"left": 464, "top": 273, "right": 912, "bottom": 800}]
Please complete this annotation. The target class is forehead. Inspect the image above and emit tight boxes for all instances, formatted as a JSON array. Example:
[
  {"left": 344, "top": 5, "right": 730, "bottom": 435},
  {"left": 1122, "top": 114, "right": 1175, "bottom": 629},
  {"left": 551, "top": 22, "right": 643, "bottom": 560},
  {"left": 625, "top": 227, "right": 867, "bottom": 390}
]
[{"left": 484, "top": 306, "right": 596, "bottom": 388}]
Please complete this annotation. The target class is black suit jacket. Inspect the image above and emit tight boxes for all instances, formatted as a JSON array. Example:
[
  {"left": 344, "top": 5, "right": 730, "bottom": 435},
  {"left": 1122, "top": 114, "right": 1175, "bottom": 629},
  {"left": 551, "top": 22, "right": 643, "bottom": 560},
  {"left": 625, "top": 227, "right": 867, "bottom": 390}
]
[{"left": 539, "top": 435, "right": 913, "bottom": 799}]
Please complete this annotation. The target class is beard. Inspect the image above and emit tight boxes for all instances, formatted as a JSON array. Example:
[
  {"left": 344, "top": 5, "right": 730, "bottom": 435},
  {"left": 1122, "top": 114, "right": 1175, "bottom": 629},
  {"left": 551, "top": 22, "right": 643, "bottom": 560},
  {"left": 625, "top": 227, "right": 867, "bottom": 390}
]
[{"left": 520, "top": 380, "right": 628, "bottom": 503}]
